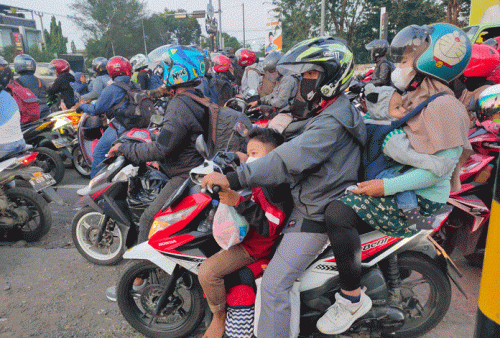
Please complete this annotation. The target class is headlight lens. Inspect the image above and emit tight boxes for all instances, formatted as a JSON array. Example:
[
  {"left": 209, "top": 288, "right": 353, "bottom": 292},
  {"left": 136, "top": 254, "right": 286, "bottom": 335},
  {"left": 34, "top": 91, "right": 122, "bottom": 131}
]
[{"left": 148, "top": 205, "right": 199, "bottom": 238}]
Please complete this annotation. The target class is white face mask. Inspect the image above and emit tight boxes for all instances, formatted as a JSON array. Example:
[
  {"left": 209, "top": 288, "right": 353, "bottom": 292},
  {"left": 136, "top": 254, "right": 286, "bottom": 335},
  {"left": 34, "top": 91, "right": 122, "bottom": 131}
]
[
  {"left": 246, "top": 156, "right": 258, "bottom": 163},
  {"left": 391, "top": 67, "right": 414, "bottom": 91}
]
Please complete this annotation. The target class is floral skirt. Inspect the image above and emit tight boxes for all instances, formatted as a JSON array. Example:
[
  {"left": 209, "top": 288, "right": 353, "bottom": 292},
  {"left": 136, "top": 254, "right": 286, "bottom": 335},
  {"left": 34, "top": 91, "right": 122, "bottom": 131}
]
[{"left": 339, "top": 193, "right": 445, "bottom": 238}]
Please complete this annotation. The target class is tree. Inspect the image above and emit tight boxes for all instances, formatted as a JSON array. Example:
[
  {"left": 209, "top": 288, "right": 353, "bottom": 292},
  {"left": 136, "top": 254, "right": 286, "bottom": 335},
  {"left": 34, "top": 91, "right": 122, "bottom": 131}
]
[
  {"left": 445, "top": 0, "right": 471, "bottom": 27},
  {"left": 44, "top": 16, "right": 68, "bottom": 55},
  {"left": 71, "top": 41, "right": 77, "bottom": 53},
  {"left": 1, "top": 45, "right": 15, "bottom": 63},
  {"left": 29, "top": 45, "right": 56, "bottom": 62},
  {"left": 221, "top": 32, "right": 242, "bottom": 51}
]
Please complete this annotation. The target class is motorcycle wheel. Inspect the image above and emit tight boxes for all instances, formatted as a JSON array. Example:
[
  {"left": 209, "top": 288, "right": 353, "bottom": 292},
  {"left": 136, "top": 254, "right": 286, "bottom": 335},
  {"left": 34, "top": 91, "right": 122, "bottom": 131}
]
[
  {"left": 117, "top": 260, "right": 205, "bottom": 338},
  {"left": 72, "top": 146, "right": 91, "bottom": 178},
  {"left": 5, "top": 187, "right": 52, "bottom": 242},
  {"left": 34, "top": 147, "right": 65, "bottom": 184},
  {"left": 72, "top": 207, "right": 124, "bottom": 265},
  {"left": 392, "top": 253, "right": 452, "bottom": 338}
]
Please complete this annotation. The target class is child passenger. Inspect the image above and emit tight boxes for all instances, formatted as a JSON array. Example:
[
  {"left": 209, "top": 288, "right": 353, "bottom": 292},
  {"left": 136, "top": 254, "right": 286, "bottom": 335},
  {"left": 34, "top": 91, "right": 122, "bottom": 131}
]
[
  {"left": 363, "top": 84, "right": 457, "bottom": 229},
  {"left": 198, "top": 127, "right": 292, "bottom": 338}
]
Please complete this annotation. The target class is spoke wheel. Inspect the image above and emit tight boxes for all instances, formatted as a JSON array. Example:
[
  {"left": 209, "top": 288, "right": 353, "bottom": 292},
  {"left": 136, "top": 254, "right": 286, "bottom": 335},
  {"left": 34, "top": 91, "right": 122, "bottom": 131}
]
[{"left": 72, "top": 146, "right": 91, "bottom": 178}]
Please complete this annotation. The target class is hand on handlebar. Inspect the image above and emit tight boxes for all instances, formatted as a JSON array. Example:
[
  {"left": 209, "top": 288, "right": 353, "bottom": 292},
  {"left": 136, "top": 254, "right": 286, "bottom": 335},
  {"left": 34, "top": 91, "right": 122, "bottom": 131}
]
[
  {"left": 248, "top": 101, "right": 259, "bottom": 108},
  {"left": 201, "top": 172, "right": 230, "bottom": 192},
  {"left": 107, "top": 143, "right": 123, "bottom": 158}
]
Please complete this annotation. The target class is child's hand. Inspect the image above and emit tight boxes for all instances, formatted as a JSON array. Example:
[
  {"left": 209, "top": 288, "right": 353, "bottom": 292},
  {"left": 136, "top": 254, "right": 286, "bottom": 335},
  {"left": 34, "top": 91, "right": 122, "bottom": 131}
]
[
  {"left": 219, "top": 190, "right": 241, "bottom": 206},
  {"left": 351, "top": 179, "right": 385, "bottom": 197},
  {"left": 236, "top": 151, "right": 249, "bottom": 163}
]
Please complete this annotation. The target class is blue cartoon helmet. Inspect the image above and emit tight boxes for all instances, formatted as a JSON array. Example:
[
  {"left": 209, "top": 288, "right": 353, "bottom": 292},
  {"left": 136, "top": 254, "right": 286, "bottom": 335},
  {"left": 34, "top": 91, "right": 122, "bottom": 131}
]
[
  {"left": 390, "top": 23, "right": 472, "bottom": 83},
  {"left": 160, "top": 46, "right": 205, "bottom": 89}
]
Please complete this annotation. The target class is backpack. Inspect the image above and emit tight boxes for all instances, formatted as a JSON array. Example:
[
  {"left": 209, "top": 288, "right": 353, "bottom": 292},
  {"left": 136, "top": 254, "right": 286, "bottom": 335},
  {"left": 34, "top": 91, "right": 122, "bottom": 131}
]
[
  {"left": 363, "top": 93, "right": 446, "bottom": 181},
  {"left": 109, "top": 82, "right": 156, "bottom": 130},
  {"left": 210, "top": 74, "right": 236, "bottom": 106},
  {"left": 7, "top": 80, "right": 40, "bottom": 124},
  {"left": 258, "top": 70, "right": 280, "bottom": 97},
  {"left": 177, "top": 91, "right": 253, "bottom": 156}
]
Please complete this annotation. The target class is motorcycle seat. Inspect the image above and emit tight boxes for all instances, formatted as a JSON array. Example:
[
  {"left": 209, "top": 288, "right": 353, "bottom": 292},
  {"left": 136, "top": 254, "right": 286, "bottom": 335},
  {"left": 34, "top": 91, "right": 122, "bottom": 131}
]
[{"left": 0, "top": 144, "right": 34, "bottom": 161}]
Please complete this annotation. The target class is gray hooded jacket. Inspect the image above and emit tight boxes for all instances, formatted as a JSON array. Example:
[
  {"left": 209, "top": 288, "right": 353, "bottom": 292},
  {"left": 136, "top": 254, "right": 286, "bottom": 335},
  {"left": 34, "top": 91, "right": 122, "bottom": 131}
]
[
  {"left": 227, "top": 94, "right": 367, "bottom": 233},
  {"left": 81, "top": 74, "right": 111, "bottom": 101},
  {"left": 260, "top": 67, "right": 300, "bottom": 113}
]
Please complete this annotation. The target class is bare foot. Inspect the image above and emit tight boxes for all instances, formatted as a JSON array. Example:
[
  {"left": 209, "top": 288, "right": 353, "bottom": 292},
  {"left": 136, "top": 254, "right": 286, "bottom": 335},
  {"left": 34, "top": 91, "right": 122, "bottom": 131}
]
[{"left": 203, "top": 311, "right": 226, "bottom": 338}]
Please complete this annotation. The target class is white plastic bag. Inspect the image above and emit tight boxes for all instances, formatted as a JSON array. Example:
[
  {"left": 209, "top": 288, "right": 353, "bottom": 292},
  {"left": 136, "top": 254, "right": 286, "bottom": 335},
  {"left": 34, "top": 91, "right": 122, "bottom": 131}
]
[{"left": 213, "top": 203, "right": 249, "bottom": 250}]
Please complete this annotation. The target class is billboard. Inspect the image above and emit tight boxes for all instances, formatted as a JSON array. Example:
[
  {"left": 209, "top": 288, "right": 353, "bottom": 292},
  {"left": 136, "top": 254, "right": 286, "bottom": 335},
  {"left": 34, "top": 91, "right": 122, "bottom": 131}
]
[
  {"left": 265, "top": 9, "right": 282, "bottom": 55},
  {"left": 470, "top": 0, "right": 499, "bottom": 26}
]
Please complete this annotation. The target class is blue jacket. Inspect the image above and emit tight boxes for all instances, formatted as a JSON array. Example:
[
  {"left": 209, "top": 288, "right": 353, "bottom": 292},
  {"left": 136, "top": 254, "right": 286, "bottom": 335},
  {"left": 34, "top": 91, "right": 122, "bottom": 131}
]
[
  {"left": 72, "top": 72, "right": 89, "bottom": 96},
  {"left": 80, "top": 76, "right": 130, "bottom": 117},
  {"left": 81, "top": 74, "right": 111, "bottom": 101},
  {"left": 16, "top": 73, "right": 49, "bottom": 114}
]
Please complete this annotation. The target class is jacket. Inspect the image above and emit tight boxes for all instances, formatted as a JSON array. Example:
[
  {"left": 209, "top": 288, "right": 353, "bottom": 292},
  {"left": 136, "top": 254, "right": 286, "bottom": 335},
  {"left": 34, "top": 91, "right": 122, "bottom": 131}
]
[
  {"left": 79, "top": 75, "right": 130, "bottom": 118},
  {"left": 228, "top": 94, "right": 367, "bottom": 233},
  {"left": 368, "top": 56, "right": 393, "bottom": 87},
  {"left": 16, "top": 74, "right": 49, "bottom": 116},
  {"left": 260, "top": 73, "right": 300, "bottom": 113},
  {"left": 241, "top": 63, "right": 263, "bottom": 99},
  {"left": 72, "top": 72, "right": 89, "bottom": 96},
  {"left": 81, "top": 74, "right": 111, "bottom": 102},
  {"left": 118, "top": 90, "right": 207, "bottom": 178},
  {"left": 47, "top": 72, "right": 75, "bottom": 108},
  {"left": 0, "top": 90, "right": 24, "bottom": 145}
]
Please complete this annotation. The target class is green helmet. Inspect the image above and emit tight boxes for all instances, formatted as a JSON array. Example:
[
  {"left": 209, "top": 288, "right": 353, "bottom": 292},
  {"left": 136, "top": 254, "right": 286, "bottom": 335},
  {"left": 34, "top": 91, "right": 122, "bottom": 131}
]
[{"left": 278, "top": 37, "right": 354, "bottom": 99}]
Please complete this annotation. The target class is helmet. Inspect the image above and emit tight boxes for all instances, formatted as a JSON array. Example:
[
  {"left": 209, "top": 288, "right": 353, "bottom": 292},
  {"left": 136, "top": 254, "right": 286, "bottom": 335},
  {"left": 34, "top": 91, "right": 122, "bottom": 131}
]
[
  {"left": 0, "top": 56, "right": 13, "bottom": 88},
  {"left": 160, "top": 45, "right": 205, "bottom": 89},
  {"left": 130, "top": 54, "right": 149, "bottom": 71},
  {"left": 212, "top": 54, "right": 231, "bottom": 73},
  {"left": 464, "top": 44, "right": 500, "bottom": 78},
  {"left": 277, "top": 37, "right": 354, "bottom": 99},
  {"left": 478, "top": 84, "right": 500, "bottom": 121},
  {"left": 49, "top": 59, "right": 71, "bottom": 75},
  {"left": 224, "top": 47, "right": 235, "bottom": 58},
  {"left": 365, "top": 39, "right": 389, "bottom": 62},
  {"left": 92, "top": 57, "right": 108, "bottom": 75},
  {"left": 148, "top": 44, "right": 173, "bottom": 63},
  {"left": 14, "top": 54, "right": 36, "bottom": 74},
  {"left": 262, "top": 51, "right": 283, "bottom": 72},
  {"left": 390, "top": 23, "right": 472, "bottom": 84},
  {"left": 235, "top": 48, "right": 257, "bottom": 67},
  {"left": 106, "top": 56, "right": 132, "bottom": 79}
]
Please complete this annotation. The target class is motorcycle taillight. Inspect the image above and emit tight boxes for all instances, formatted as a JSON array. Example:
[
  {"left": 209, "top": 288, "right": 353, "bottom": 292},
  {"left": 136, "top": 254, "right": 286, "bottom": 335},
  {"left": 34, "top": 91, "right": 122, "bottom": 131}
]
[{"left": 18, "top": 152, "right": 38, "bottom": 167}]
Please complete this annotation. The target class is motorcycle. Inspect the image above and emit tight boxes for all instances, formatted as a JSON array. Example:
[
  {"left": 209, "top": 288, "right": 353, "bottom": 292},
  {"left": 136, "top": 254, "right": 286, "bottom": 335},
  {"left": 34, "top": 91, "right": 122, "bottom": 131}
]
[
  {"left": 72, "top": 115, "right": 167, "bottom": 265},
  {"left": 114, "top": 137, "right": 465, "bottom": 338},
  {"left": 75, "top": 113, "right": 107, "bottom": 178},
  {"left": 0, "top": 147, "right": 63, "bottom": 242}
]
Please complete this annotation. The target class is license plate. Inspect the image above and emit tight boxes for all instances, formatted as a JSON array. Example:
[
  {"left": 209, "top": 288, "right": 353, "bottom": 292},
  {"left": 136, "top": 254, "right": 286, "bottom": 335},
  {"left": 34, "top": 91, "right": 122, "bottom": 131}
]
[
  {"left": 52, "top": 137, "right": 71, "bottom": 149},
  {"left": 29, "top": 172, "right": 57, "bottom": 192}
]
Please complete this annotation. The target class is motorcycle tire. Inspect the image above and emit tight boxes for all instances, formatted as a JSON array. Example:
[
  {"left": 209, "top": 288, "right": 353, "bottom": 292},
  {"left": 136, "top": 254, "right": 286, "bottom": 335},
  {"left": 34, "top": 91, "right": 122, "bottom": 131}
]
[
  {"left": 464, "top": 249, "right": 485, "bottom": 268},
  {"left": 117, "top": 260, "right": 205, "bottom": 338},
  {"left": 33, "top": 147, "right": 65, "bottom": 184},
  {"left": 72, "top": 207, "right": 125, "bottom": 265},
  {"left": 5, "top": 187, "right": 52, "bottom": 242},
  {"left": 392, "top": 253, "right": 452, "bottom": 338},
  {"left": 72, "top": 146, "right": 91, "bottom": 178}
]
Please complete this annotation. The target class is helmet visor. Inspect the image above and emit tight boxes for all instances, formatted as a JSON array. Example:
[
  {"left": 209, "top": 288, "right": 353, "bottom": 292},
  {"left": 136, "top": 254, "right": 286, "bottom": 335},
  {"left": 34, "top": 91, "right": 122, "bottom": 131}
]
[{"left": 390, "top": 25, "right": 432, "bottom": 63}]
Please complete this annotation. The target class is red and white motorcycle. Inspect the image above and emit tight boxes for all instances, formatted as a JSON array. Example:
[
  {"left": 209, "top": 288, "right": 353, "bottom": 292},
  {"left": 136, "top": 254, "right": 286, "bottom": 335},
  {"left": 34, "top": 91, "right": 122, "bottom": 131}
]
[{"left": 114, "top": 137, "right": 465, "bottom": 338}]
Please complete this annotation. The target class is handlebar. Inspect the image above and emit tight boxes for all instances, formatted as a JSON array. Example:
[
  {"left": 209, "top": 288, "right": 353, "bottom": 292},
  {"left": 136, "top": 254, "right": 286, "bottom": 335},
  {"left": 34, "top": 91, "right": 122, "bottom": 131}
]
[{"left": 212, "top": 185, "right": 221, "bottom": 194}]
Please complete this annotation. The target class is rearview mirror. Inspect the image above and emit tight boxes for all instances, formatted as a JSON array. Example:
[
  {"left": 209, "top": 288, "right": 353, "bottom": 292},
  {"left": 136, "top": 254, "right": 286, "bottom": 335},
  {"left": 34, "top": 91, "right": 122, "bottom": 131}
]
[{"left": 195, "top": 135, "right": 209, "bottom": 159}]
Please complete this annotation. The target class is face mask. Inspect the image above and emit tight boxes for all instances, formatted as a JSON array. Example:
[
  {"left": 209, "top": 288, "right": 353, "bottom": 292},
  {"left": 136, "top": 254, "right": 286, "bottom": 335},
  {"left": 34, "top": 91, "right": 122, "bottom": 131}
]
[
  {"left": 246, "top": 156, "right": 258, "bottom": 163},
  {"left": 300, "top": 78, "right": 317, "bottom": 101},
  {"left": 391, "top": 67, "right": 414, "bottom": 91}
]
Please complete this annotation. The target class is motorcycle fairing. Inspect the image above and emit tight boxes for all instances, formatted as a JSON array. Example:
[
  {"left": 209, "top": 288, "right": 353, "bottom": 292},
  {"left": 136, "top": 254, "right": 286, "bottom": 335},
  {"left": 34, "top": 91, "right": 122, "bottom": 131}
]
[
  {"left": 122, "top": 129, "right": 152, "bottom": 143},
  {"left": 123, "top": 242, "right": 176, "bottom": 274}
]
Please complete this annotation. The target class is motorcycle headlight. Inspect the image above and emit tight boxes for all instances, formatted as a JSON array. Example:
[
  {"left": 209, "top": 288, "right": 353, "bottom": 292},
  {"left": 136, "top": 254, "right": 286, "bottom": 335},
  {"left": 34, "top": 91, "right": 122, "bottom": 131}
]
[{"left": 148, "top": 205, "right": 199, "bottom": 238}]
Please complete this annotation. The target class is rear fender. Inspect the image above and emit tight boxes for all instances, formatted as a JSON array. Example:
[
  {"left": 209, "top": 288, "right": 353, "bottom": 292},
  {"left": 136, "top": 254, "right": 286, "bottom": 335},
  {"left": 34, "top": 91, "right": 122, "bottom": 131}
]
[{"left": 123, "top": 242, "right": 177, "bottom": 274}]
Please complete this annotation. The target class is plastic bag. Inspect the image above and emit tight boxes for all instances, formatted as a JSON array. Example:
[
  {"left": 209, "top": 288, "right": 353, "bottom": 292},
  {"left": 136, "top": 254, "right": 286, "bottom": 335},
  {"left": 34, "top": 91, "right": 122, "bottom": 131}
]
[{"left": 213, "top": 203, "right": 249, "bottom": 250}]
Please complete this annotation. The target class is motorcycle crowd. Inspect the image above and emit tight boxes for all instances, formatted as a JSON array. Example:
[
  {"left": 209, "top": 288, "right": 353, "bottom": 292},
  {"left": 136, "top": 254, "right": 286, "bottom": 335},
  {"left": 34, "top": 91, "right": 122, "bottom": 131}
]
[{"left": 1, "top": 21, "right": 500, "bottom": 338}]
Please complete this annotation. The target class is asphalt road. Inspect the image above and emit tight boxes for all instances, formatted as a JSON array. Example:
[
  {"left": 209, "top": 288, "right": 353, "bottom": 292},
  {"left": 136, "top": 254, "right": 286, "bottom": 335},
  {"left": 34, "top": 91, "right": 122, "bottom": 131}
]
[{"left": 0, "top": 168, "right": 483, "bottom": 337}]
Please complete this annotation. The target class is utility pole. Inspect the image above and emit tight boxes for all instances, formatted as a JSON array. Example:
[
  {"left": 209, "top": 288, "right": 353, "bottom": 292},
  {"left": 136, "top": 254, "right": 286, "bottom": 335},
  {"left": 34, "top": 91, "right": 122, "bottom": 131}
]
[
  {"left": 34, "top": 12, "right": 46, "bottom": 49},
  {"left": 218, "top": 0, "right": 222, "bottom": 50},
  {"left": 141, "top": 19, "right": 148, "bottom": 55},
  {"left": 242, "top": 3, "right": 246, "bottom": 47},
  {"left": 320, "top": 0, "right": 325, "bottom": 36}
]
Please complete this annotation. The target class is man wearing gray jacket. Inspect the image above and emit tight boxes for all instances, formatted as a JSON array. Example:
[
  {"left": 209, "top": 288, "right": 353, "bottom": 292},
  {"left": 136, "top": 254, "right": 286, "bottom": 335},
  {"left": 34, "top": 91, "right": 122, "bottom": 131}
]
[
  {"left": 203, "top": 37, "right": 365, "bottom": 338},
  {"left": 81, "top": 57, "right": 110, "bottom": 102}
]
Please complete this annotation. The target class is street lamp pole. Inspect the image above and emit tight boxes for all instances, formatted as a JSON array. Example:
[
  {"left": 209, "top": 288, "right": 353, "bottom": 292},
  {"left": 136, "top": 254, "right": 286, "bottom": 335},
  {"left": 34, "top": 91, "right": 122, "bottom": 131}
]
[
  {"left": 141, "top": 19, "right": 148, "bottom": 55},
  {"left": 218, "top": 0, "right": 222, "bottom": 50},
  {"left": 242, "top": 3, "right": 246, "bottom": 47},
  {"left": 320, "top": 0, "right": 325, "bottom": 36}
]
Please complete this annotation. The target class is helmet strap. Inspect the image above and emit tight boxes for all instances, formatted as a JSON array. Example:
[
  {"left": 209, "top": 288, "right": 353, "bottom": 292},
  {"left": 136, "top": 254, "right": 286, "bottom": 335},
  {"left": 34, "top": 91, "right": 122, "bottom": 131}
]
[{"left": 407, "top": 73, "right": 426, "bottom": 91}]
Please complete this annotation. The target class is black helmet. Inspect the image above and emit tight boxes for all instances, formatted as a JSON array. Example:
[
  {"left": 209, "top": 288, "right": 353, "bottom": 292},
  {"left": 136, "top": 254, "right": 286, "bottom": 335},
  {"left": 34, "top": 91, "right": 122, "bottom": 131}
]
[
  {"left": 365, "top": 39, "right": 389, "bottom": 62},
  {"left": 278, "top": 37, "right": 354, "bottom": 99},
  {"left": 13, "top": 54, "right": 36, "bottom": 74},
  {"left": 262, "top": 51, "right": 283, "bottom": 72},
  {"left": 92, "top": 57, "right": 108, "bottom": 75},
  {"left": 0, "top": 56, "right": 13, "bottom": 88},
  {"left": 224, "top": 47, "right": 235, "bottom": 58}
]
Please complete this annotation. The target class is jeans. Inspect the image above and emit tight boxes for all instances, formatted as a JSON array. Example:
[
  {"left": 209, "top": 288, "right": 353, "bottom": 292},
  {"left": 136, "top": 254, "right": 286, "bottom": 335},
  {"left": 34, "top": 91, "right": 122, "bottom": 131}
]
[
  {"left": 376, "top": 167, "right": 418, "bottom": 210},
  {"left": 0, "top": 139, "right": 26, "bottom": 160},
  {"left": 90, "top": 124, "right": 126, "bottom": 178}
]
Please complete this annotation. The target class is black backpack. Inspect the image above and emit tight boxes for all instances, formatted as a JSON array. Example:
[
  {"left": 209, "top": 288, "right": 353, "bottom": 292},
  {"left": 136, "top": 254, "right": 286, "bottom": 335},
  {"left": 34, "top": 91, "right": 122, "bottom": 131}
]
[
  {"left": 210, "top": 74, "right": 235, "bottom": 106},
  {"left": 109, "top": 82, "right": 156, "bottom": 130}
]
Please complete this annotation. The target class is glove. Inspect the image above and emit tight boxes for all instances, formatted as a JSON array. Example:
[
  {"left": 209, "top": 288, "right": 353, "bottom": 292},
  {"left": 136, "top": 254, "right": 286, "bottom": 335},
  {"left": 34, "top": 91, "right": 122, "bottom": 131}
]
[{"left": 76, "top": 106, "right": 84, "bottom": 114}]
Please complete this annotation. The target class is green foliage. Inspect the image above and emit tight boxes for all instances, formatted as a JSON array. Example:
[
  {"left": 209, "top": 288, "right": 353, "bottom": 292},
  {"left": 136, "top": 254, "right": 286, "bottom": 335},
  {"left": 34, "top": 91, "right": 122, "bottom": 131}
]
[
  {"left": 221, "top": 33, "right": 242, "bottom": 51},
  {"left": 71, "top": 41, "right": 77, "bottom": 53},
  {"left": 1, "top": 45, "right": 16, "bottom": 63},
  {"left": 44, "top": 16, "right": 68, "bottom": 55},
  {"left": 29, "top": 45, "right": 57, "bottom": 63}
]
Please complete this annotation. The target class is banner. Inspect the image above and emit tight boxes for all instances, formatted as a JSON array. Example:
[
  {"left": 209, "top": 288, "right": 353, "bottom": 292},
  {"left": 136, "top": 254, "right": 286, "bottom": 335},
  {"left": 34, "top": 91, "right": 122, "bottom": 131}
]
[
  {"left": 470, "top": 0, "right": 499, "bottom": 26},
  {"left": 265, "top": 9, "right": 282, "bottom": 55}
]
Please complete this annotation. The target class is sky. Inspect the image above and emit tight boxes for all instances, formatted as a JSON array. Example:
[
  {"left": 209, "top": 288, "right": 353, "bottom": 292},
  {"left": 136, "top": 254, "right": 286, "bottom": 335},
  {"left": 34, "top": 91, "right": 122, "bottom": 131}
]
[{"left": 2, "top": 0, "right": 276, "bottom": 51}]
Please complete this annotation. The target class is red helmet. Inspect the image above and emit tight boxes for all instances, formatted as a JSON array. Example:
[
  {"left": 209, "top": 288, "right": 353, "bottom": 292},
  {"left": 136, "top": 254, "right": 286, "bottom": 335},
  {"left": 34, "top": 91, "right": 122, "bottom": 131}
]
[
  {"left": 49, "top": 59, "right": 70, "bottom": 75},
  {"left": 212, "top": 54, "right": 231, "bottom": 73},
  {"left": 236, "top": 48, "right": 256, "bottom": 67},
  {"left": 106, "top": 56, "right": 132, "bottom": 79},
  {"left": 464, "top": 44, "right": 500, "bottom": 78}
]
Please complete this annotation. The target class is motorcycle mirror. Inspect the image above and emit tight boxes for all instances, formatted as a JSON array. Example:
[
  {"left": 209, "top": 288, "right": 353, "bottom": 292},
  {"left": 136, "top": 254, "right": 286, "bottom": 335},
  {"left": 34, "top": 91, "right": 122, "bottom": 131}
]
[
  {"left": 150, "top": 114, "right": 163, "bottom": 125},
  {"left": 195, "top": 135, "right": 210, "bottom": 159}
]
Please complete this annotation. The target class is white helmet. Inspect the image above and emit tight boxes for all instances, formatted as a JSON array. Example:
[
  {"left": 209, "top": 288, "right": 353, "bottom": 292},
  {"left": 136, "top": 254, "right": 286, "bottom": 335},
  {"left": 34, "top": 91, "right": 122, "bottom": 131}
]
[{"left": 130, "top": 54, "right": 149, "bottom": 72}]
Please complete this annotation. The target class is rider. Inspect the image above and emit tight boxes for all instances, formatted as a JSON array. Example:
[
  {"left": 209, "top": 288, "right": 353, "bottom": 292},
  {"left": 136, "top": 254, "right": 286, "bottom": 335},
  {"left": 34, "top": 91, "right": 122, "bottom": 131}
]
[
  {"left": 211, "top": 54, "right": 237, "bottom": 106},
  {"left": 13, "top": 54, "right": 50, "bottom": 118},
  {"left": 364, "top": 39, "right": 393, "bottom": 86},
  {"left": 0, "top": 57, "right": 26, "bottom": 159},
  {"left": 130, "top": 53, "right": 162, "bottom": 90},
  {"left": 47, "top": 59, "right": 75, "bottom": 110},
  {"left": 79, "top": 57, "right": 111, "bottom": 103},
  {"left": 202, "top": 37, "right": 366, "bottom": 338},
  {"left": 316, "top": 24, "right": 472, "bottom": 335},
  {"left": 76, "top": 56, "right": 133, "bottom": 179}
]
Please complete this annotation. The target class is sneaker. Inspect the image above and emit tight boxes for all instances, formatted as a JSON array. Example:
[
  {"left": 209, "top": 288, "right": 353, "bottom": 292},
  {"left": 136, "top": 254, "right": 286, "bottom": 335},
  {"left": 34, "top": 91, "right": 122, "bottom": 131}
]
[
  {"left": 316, "top": 290, "right": 372, "bottom": 335},
  {"left": 106, "top": 286, "right": 117, "bottom": 302},
  {"left": 77, "top": 185, "right": 91, "bottom": 196}
]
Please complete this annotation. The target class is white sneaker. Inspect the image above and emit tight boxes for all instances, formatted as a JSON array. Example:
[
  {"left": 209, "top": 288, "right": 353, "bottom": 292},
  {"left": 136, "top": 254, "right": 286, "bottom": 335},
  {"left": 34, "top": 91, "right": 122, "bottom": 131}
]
[{"left": 316, "top": 290, "right": 373, "bottom": 335}]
